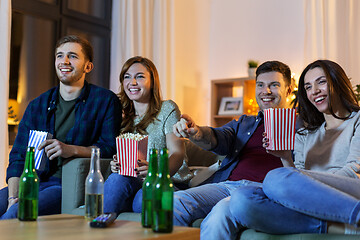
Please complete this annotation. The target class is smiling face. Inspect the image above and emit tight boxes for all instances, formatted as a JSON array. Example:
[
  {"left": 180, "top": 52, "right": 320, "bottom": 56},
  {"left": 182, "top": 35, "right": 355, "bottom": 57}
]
[
  {"left": 123, "top": 63, "right": 152, "bottom": 103},
  {"left": 55, "top": 42, "right": 93, "bottom": 86},
  {"left": 303, "top": 67, "right": 331, "bottom": 114},
  {"left": 255, "top": 71, "right": 291, "bottom": 111}
]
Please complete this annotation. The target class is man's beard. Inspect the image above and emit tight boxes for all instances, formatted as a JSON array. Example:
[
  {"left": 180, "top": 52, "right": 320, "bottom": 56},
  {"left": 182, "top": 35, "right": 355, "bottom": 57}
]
[{"left": 57, "top": 65, "right": 86, "bottom": 85}]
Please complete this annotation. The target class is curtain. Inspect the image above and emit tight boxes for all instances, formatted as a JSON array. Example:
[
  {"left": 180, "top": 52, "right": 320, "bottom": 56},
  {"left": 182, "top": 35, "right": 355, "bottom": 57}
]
[
  {"left": 109, "top": 0, "right": 174, "bottom": 99},
  {"left": 0, "top": 0, "right": 11, "bottom": 188},
  {"left": 304, "top": 0, "right": 360, "bottom": 85}
]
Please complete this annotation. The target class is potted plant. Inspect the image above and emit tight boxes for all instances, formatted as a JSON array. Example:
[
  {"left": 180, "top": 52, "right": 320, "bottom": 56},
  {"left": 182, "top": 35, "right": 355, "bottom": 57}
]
[
  {"left": 354, "top": 84, "right": 360, "bottom": 103},
  {"left": 247, "top": 60, "right": 258, "bottom": 77}
]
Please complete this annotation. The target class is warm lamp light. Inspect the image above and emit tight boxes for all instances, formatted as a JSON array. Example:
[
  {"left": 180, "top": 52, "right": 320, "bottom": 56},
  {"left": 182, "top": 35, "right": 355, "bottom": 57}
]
[
  {"left": 232, "top": 86, "right": 243, "bottom": 98},
  {"left": 246, "top": 98, "right": 259, "bottom": 115},
  {"left": 287, "top": 73, "right": 299, "bottom": 106},
  {"left": 8, "top": 99, "right": 20, "bottom": 125}
]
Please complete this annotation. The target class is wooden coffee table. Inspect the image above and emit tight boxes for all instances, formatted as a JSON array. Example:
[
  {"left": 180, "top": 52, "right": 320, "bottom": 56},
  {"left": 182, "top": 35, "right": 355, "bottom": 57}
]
[{"left": 0, "top": 214, "right": 200, "bottom": 240}]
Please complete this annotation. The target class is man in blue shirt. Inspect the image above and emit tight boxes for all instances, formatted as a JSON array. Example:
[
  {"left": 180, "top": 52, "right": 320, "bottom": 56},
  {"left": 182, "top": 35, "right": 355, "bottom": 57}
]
[
  {"left": 0, "top": 35, "right": 122, "bottom": 219},
  {"left": 172, "top": 61, "right": 293, "bottom": 230}
]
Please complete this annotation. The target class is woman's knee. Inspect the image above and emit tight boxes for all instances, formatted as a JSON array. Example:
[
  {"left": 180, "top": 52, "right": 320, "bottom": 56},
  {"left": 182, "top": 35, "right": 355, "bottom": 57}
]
[
  {"left": 105, "top": 174, "right": 140, "bottom": 190},
  {"left": 211, "top": 196, "right": 231, "bottom": 215},
  {"left": 132, "top": 189, "right": 142, "bottom": 213},
  {"left": 263, "top": 167, "right": 298, "bottom": 199},
  {"left": 105, "top": 173, "right": 128, "bottom": 184}
]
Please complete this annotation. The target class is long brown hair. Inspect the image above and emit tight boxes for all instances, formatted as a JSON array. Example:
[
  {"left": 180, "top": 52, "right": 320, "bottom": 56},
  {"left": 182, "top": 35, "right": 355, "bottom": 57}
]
[
  {"left": 297, "top": 59, "right": 360, "bottom": 131},
  {"left": 119, "top": 56, "right": 162, "bottom": 134}
]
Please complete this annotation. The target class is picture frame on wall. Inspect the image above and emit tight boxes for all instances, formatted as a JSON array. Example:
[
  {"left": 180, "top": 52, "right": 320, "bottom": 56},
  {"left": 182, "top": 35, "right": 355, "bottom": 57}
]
[{"left": 218, "top": 97, "right": 243, "bottom": 115}]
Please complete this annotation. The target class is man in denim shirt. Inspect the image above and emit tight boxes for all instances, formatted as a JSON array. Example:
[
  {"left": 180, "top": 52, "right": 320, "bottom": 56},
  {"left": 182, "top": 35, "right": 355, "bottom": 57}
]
[
  {"left": 173, "top": 61, "right": 293, "bottom": 228},
  {"left": 0, "top": 35, "right": 122, "bottom": 219}
]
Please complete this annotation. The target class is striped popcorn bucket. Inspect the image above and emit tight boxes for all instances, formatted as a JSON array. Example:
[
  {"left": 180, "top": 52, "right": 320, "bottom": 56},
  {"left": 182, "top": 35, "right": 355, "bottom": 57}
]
[
  {"left": 264, "top": 108, "right": 296, "bottom": 150},
  {"left": 116, "top": 136, "right": 148, "bottom": 177},
  {"left": 28, "top": 130, "right": 52, "bottom": 170}
]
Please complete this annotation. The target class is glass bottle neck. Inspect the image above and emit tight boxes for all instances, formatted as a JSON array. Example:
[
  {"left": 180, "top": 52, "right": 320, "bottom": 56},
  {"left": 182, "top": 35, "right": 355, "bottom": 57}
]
[
  {"left": 90, "top": 147, "right": 101, "bottom": 173},
  {"left": 158, "top": 148, "right": 169, "bottom": 177},
  {"left": 148, "top": 149, "right": 158, "bottom": 175},
  {"left": 24, "top": 147, "right": 36, "bottom": 172}
]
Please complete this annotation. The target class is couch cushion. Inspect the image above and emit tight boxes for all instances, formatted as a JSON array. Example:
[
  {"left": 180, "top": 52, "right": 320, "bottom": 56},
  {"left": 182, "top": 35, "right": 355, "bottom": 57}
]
[
  {"left": 117, "top": 212, "right": 141, "bottom": 222},
  {"left": 184, "top": 138, "right": 221, "bottom": 167},
  {"left": 239, "top": 229, "right": 359, "bottom": 240}
]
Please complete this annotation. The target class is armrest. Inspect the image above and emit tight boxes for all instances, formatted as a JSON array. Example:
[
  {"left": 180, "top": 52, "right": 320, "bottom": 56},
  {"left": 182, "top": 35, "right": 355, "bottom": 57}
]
[
  {"left": 184, "top": 138, "right": 225, "bottom": 167},
  {"left": 188, "top": 160, "right": 222, "bottom": 187},
  {"left": 61, "top": 158, "right": 111, "bottom": 215}
]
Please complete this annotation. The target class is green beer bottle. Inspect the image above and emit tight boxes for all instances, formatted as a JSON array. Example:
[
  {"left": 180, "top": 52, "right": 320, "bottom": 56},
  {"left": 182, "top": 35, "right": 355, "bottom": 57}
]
[
  {"left": 141, "top": 148, "right": 158, "bottom": 228},
  {"left": 18, "top": 146, "right": 40, "bottom": 221},
  {"left": 152, "top": 148, "right": 173, "bottom": 233}
]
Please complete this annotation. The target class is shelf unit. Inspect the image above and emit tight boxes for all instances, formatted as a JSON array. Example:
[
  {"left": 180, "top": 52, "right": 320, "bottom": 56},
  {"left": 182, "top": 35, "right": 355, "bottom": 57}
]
[{"left": 211, "top": 77, "right": 258, "bottom": 127}]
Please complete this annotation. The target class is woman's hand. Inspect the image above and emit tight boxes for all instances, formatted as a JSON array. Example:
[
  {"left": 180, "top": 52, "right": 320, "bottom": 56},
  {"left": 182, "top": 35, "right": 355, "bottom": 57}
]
[
  {"left": 110, "top": 155, "right": 120, "bottom": 173},
  {"left": 110, "top": 155, "right": 149, "bottom": 178},
  {"left": 262, "top": 132, "right": 294, "bottom": 166},
  {"left": 136, "top": 159, "right": 148, "bottom": 180}
]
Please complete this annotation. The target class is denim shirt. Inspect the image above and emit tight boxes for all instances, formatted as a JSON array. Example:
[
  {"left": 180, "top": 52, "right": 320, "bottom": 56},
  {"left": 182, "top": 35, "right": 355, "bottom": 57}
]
[
  {"left": 203, "top": 112, "right": 263, "bottom": 184},
  {"left": 7, "top": 81, "right": 122, "bottom": 182}
]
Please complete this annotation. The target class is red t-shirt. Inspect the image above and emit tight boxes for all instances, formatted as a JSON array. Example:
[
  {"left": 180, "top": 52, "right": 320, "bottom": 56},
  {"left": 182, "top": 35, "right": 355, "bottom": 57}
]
[{"left": 227, "top": 121, "right": 283, "bottom": 182}]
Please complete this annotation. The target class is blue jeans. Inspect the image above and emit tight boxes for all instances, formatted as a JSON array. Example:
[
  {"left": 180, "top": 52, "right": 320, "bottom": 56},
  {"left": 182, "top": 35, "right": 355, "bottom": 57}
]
[
  {"left": 200, "top": 196, "right": 241, "bottom": 240},
  {"left": 103, "top": 173, "right": 143, "bottom": 214},
  {"left": 201, "top": 167, "right": 360, "bottom": 239},
  {"left": 104, "top": 173, "right": 183, "bottom": 215},
  {"left": 0, "top": 177, "right": 62, "bottom": 220},
  {"left": 173, "top": 180, "right": 262, "bottom": 226}
]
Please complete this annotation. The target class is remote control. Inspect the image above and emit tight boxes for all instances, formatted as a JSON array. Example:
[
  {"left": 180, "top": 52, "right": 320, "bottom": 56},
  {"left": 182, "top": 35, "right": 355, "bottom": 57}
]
[{"left": 90, "top": 213, "right": 117, "bottom": 228}]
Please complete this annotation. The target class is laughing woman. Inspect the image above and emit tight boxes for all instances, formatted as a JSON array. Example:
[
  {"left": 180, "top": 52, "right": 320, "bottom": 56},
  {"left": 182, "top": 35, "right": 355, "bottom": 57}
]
[
  {"left": 103, "top": 56, "right": 186, "bottom": 215},
  {"left": 201, "top": 60, "right": 360, "bottom": 239}
]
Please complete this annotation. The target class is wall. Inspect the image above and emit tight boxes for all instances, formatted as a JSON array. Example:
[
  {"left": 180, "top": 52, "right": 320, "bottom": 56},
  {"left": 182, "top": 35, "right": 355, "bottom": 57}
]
[
  {"left": 208, "top": 0, "right": 305, "bottom": 80},
  {"left": 173, "top": 0, "right": 211, "bottom": 125},
  {"left": 172, "top": 0, "right": 306, "bottom": 125}
]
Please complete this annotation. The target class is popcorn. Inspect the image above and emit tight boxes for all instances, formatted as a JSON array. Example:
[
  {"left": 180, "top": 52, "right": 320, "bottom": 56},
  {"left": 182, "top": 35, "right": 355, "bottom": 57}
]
[
  {"left": 264, "top": 108, "right": 296, "bottom": 150},
  {"left": 118, "top": 133, "right": 147, "bottom": 141},
  {"left": 28, "top": 130, "right": 52, "bottom": 170},
  {"left": 116, "top": 133, "right": 148, "bottom": 177}
]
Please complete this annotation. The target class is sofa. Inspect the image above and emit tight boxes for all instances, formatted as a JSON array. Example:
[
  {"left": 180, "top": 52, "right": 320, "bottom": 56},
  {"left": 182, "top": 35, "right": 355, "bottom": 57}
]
[
  {"left": 61, "top": 139, "right": 222, "bottom": 219},
  {"left": 61, "top": 139, "right": 357, "bottom": 239}
]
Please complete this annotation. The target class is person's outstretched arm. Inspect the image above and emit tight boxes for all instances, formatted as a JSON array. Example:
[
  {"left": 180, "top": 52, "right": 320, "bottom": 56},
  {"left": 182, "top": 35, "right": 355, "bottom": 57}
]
[{"left": 173, "top": 114, "right": 217, "bottom": 151}]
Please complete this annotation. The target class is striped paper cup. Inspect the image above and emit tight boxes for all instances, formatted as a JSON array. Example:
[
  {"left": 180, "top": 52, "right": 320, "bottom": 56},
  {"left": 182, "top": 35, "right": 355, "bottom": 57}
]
[
  {"left": 116, "top": 136, "right": 148, "bottom": 177},
  {"left": 28, "top": 130, "right": 52, "bottom": 170},
  {"left": 264, "top": 108, "right": 296, "bottom": 150}
]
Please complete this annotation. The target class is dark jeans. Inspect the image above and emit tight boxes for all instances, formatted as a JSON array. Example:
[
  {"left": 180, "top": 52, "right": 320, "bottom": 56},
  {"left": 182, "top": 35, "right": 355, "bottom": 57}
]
[
  {"left": 103, "top": 173, "right": 143, "bottom": 214},
  {"left": 0, "top": 176, "right": 62, "bottom": 219},
  {"left": 103, "top": 173, "right": 183, "bottom": 215}
]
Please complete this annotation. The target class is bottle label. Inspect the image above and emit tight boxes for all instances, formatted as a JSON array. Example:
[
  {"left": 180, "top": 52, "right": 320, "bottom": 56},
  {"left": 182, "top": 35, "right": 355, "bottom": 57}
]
[{"left": 161, "top": 191, "right": 173, "bottom": 211}]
